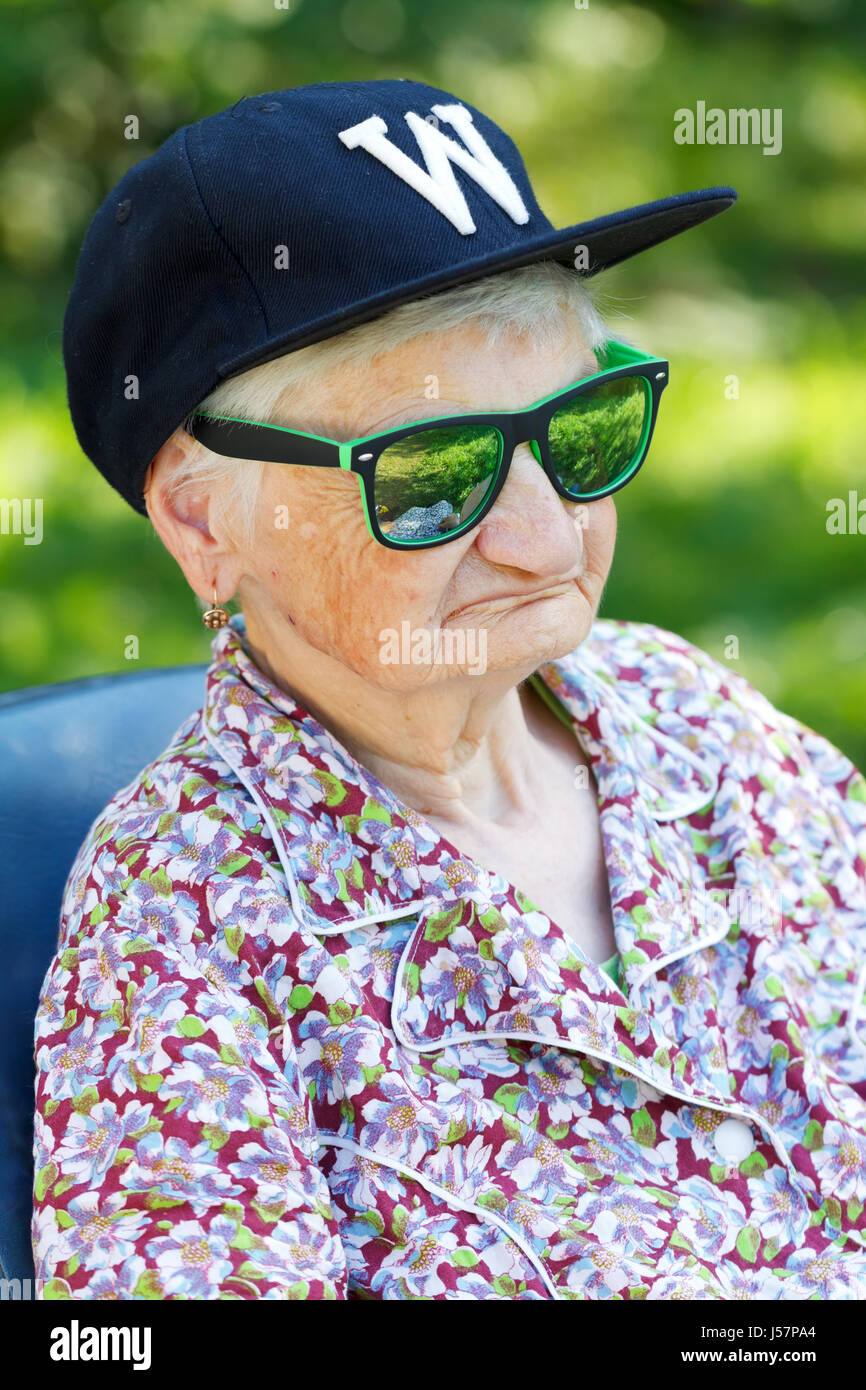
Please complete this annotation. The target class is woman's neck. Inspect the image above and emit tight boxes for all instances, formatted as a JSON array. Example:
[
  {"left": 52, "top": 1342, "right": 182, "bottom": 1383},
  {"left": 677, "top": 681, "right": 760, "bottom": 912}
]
[{"left": 241, "top": 607, "right": 577, "bottom": 833}]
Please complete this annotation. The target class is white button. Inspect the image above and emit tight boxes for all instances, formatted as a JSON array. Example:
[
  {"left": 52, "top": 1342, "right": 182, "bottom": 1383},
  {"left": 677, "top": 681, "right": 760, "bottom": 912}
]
[
  {"left": 507, "top": 951, "right": 527, "bottom": 987},
  {"left": 713, "top": 1118, "right": 755, "bottom": 1164}
]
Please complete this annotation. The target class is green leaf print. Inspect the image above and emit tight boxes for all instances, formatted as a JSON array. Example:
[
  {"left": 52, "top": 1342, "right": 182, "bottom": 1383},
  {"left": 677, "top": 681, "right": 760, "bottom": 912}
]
[
  {"left": 141, "top": 865, "right": 172, "bottom": 896},
  {"left": 823, "top": 1197, "right": 842, "bottom": 1229},
  {"left": 670, "top": 1231, "right": 694, "bottom": 1254},
  {"left": 736, "top": 1225, "right": 761, "bottom": 1263},
  {"left": 34, "top": 1162, "right": 58, "bottom": 1201},
  {"left": 477, "top": 1190, "right": 508, "bottom": 1212},
  {"left": 359, "top": 1209, "right": 385, "bottom": 1235},
  {"left": 424, "top": 903, "right": 465, "bottom": 942},
  {"left": 514, "top": 888, "right": 539, "bottom": 913},
  {"left": 224, "top": 925, "right": 244, "bottom": 957},
  {"left": 42, "top": 1279, "right": 72, "bottom": 1300},
  {"left": 254, "top": 977, "right": 282, "bottom": 1019},
  {"left": 250, "top": 1199, "right": 286, "bottom": 1226},
  {"left": 391, "top": 1205, "right": 410, "bottom": 1243},
  {"left": 493, "top": 1083, "right": 527, "bottom": 1115},
  {"left": 201, "top": 1124, "right": 230, "bottom": 1150},
  {"left": 290, "top": 983, "right": 317, "bottom": 1015},
  {"left": 738, "top": 1151, "right": 767, "bottom": 1179},
  {"left": 122, "top": 937, "right": 155, "bottom": 956},
  {"left": 479, "top": 906, "right": 508, "bottom": 933},
  {"left": 71, "top": 1086, "right": 99, "bottom": 1114},
  {"left": 631, "top": 1108, "right": 657, "bottom": 1147},
  {"left": 313, "top": 770, "right": 348, "bottom": 807},
  {"left": 229, "top": 1223, "right": 266, "bottom": 1252},
  {"left": 132, "top": 1269, "right": 165, "bottom": 1300},
  {"left": 451, "top": 1249, "right": 480, "bottom": 1268},
  {"left": 219, "top": 852, "right": 251, "bottom": 876},
  {"left": 144, "top": 1191, "right": 187, "bottom": 1211},
  {"left": 177, "top": 1016, "right": 206, "bottom": 1038},
  {"left": 546, "top": 1123, "right": 570, "bottom": 1141},
  {"left": 803, "top": 1119, "right": 824, "bottom": 1151}
]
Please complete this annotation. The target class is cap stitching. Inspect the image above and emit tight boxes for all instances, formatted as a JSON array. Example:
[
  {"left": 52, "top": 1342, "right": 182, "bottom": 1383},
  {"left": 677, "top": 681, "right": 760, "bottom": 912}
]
[{"left": 178, "top": 122, "right": 271, "bottom": 336}]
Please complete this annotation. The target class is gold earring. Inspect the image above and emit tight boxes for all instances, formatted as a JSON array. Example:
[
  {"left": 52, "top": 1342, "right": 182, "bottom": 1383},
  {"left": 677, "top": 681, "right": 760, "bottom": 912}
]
[{"left": 202, "top": 589, "right": 230, "bottom": 629}]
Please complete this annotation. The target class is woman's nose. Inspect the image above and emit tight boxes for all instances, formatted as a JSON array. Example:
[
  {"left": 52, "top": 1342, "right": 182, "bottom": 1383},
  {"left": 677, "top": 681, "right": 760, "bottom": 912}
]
[{"left": 472, "top": 441, "right": 583, "bottom": 573}]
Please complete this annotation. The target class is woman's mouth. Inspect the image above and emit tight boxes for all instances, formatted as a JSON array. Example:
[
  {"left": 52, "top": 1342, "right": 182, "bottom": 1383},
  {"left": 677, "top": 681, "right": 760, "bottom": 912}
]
[{"left": 443, "top": 580, "right": 580, "bottom": 625}]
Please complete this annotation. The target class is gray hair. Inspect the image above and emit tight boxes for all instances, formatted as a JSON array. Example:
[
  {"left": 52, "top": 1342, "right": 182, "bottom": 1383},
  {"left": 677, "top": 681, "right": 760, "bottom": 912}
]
[{"left": 167, "top": 259, "right": 611, "bottom": 547}]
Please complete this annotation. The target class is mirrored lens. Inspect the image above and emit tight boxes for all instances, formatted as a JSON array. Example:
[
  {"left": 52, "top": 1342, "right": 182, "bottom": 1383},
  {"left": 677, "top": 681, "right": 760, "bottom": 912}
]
[
  {"left": 373, "top": 425, "right": 502, "bottom": 543},
  {"left": 548, "top": 376, "right": 649, "bottom": 496}
]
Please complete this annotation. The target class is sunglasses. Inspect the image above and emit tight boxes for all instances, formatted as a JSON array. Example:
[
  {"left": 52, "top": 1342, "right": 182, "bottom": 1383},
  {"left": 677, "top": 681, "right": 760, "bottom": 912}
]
[{"left": 187, "top": 339, "right": 669, "bottom": 551}]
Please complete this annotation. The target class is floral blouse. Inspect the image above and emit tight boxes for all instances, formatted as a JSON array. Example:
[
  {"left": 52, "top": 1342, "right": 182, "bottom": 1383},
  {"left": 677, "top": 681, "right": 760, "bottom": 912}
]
[{"left": 32, "top": 616, "right": 866, "bottom": 1299}]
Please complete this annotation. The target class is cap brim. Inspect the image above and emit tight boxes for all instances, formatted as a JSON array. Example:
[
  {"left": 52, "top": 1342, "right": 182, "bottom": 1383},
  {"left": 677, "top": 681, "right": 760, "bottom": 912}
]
[{"left": 217, "top": 186, "right": 736, "bottom": 378}]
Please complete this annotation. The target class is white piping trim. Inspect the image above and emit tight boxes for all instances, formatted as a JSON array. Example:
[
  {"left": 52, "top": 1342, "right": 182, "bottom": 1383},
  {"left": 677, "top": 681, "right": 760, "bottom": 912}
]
[
  {"left": 628, "top": 903, "right": 734, "bottom": 993},
  {"left": 202, "top": 719, "right": 313, "bottom": 928},
  {"left": 402, "top": 1023, "right": 793, "bottom": 1175},
  {"left": 316, "top": 1133, "right": 560, "bottom": 1299},
  {"left": 311, "top": 900, "right": 439, "bottom": 934},
  {"left": 303, "top": 898, "right": 441, "bottom": 937},
  {"left": 629, "top": 734, "right": 718, "bottom": 823},
  {"left": 202, "top": 719, "right": 436, "bottom": 935},
  {"left": 390, "top": 922, "right": 796, "bottom": 1178}
]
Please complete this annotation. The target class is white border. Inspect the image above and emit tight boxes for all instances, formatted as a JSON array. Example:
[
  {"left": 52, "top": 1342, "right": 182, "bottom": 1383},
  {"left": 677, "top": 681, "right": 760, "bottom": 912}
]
[{"left": 316, "top": 1132, "right": 561, "bottom": 1299}]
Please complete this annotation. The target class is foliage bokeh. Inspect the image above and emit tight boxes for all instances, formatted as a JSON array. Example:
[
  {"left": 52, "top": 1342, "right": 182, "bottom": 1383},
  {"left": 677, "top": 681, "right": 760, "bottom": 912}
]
[{"left": 1, "top": 0, "right": 864, "bottom": 763}]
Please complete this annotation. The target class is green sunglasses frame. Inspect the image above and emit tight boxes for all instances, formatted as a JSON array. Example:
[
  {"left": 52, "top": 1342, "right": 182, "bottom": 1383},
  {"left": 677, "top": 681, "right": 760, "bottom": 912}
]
[{"left": 187, "top": 339, "right": 669, "bottom": 551}]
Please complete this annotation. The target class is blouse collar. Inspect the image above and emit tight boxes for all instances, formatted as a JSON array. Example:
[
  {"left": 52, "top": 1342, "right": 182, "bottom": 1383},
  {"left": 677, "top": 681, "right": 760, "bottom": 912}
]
[{"left": 200, "top": 616, "right": 721, "bottom": 950}]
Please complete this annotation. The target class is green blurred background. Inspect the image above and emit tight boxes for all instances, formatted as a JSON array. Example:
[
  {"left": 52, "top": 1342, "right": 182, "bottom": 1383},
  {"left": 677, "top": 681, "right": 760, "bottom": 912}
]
[{"left": 1, "top": 0, "right": 865, "bottom": 762}]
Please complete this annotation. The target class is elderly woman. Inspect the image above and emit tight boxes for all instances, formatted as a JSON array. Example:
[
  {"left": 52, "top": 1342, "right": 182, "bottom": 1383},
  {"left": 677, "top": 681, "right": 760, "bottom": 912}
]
[{"left": 33, "top": 79, "right": 866, "bottom": 1301}]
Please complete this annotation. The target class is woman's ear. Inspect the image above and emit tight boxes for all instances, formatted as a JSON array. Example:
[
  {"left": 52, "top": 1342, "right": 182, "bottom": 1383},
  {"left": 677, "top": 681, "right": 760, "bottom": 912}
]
[{"left": 144, "top": 428, "right": 245, "bottom": 604}]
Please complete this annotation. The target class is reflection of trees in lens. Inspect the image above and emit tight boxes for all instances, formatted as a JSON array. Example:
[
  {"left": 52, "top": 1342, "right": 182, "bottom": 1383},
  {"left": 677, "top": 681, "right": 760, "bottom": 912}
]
[
  {"left": 375, "top": 426, "right": 500, "bottom": 528},
  {"left": 549, "top": 379, "right": 647, "bottom": 494}
]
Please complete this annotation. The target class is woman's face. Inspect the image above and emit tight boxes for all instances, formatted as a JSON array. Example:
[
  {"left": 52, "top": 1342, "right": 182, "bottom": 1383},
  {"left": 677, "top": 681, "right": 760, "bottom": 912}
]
[{"left": 195, "top": 312, "right": 617, "bottom": 692}]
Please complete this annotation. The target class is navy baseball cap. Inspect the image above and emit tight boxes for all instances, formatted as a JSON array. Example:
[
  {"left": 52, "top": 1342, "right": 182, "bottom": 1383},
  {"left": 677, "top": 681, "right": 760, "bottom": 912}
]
[{"left": 62, "top": 78, "right": 737, "bottom": 516}]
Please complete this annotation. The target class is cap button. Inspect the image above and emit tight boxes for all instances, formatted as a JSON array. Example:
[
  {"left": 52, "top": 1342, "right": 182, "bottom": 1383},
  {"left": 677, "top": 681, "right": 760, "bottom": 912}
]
[{"left": 115, "top": 199, "right": 132, "bottom": 225}]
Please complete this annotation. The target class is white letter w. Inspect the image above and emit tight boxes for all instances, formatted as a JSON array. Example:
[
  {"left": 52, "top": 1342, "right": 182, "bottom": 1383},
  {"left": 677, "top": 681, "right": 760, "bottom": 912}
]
[{"left": 338, "top": 103, "right": 530, "bottom": 235}]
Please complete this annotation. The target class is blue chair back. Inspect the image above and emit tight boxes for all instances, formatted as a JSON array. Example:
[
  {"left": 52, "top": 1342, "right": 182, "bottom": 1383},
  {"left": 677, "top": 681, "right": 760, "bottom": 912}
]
[{"left": 0, "top": 664, "right": 207, "bottom": 1285}]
